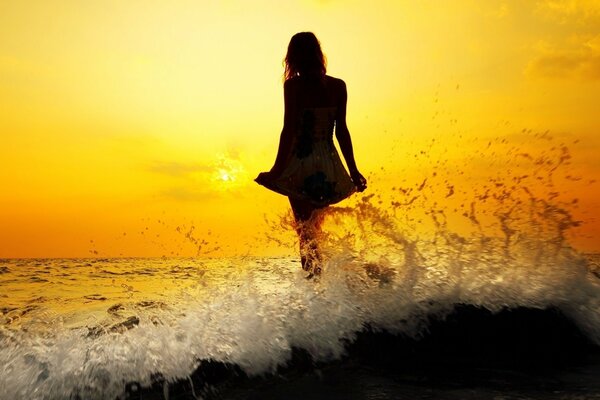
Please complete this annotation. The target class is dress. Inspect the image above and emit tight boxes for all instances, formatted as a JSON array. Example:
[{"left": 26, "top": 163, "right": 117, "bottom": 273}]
[{"left": 256, "top": 106, "right": 356, "bottom": 207}]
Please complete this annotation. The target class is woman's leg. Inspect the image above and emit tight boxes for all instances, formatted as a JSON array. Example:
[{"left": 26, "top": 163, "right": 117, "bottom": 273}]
[{"left": 289, "top": 197, "right": 323, "bottom": 276}]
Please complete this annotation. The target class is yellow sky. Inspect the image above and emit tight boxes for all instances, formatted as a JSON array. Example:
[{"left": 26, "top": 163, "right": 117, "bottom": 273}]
[{"left": 1, "top": 0, "right": 599, "bottom": 257}]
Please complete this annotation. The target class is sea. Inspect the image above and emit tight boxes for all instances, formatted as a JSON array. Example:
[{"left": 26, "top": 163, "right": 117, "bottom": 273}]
[{"left": 1, "top": 241, "right": 599, "bottom": 398}]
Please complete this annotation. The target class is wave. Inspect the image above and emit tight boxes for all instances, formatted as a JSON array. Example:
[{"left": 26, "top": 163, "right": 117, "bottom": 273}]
[{"left": 1, "top": 250, "right": 598, "bottom": 399}]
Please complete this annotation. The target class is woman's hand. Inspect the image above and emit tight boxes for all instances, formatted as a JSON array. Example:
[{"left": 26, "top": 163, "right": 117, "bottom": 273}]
[{"left": 351, "top": 170, "right": 367, "bottom": 192}]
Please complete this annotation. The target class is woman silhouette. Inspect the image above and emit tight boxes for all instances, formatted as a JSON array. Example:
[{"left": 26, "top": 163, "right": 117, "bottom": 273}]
[{"left": 256, "top": 32, "right": 366, "bottom": 277}]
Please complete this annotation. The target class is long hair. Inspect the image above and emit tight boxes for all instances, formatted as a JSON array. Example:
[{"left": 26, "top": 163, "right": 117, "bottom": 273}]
[{"left": 284, "top": 32, "right": 327, "bottom": 81}]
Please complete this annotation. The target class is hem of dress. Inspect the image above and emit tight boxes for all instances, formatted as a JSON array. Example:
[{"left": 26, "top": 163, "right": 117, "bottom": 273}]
[{"left": 255, "top": 177, "right": 356, "bottom": 208}]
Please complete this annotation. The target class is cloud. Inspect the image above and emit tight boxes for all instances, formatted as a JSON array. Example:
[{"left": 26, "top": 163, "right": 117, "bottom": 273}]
[
  {"left": 489, "top": 2, "right": 510, "bottom": 19},
  {"left": 159, "top": 186, "right": 220, "bottom": 202},
  {"left": 147, "top": 161, "right": 213, "bottom": 177},
  {"left": 159, "top": 184, "right": 250, "bottom": 202},
  {"left": 526, "top": 35, "right": 600, "bottom": 80},
  {"left": 537, "top": 0, "right": 600, "bottom": 22},
  {"left": 497, "top": 3, "right": 510, "bottom": 18}
]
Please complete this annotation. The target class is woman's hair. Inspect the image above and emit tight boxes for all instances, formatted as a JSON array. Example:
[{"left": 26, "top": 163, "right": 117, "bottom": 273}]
[{"left": 284, "top": 32, "right": 327, "bottom": 81}]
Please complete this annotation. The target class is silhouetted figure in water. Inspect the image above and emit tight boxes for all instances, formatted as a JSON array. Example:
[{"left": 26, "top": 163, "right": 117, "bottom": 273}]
[{"left": 256, "top": 32, "right": 367, "bottom": 278}]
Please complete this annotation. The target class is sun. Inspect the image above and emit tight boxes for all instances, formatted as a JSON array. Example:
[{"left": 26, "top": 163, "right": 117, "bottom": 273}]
[
  {"left": 218, "top": 170, "right": 233, "bottom": 182},
  {"left": 210, "top": 156, "right": 247, "bottom": 190}
]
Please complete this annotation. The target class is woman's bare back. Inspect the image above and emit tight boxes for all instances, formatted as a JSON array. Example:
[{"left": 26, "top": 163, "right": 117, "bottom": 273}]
[{"left": 285, "top": 75, "right": 345, "bottom": 110}]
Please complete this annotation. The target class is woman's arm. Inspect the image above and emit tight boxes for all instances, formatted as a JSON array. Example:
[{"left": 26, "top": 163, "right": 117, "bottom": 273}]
[
  {"left": 335, "top": 80, "right": 367, "bottom": 191},
  {"left": 269, "top": 79, "right": 297, "bottom": 176}
]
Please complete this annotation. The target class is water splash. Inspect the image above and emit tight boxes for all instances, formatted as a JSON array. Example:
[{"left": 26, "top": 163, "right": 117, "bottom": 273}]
[{"left": 0, "top": 133, "right": 598, "bottom": 399}]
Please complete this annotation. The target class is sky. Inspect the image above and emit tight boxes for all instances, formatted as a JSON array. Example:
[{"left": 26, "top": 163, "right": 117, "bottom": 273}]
[{"left": 1, "top": 0, "right": 599, "bottom": 257}]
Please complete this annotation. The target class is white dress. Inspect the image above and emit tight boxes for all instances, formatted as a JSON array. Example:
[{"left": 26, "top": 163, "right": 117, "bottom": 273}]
[{"left": 256, "top": 106, "right": 356, "bottom": 207}]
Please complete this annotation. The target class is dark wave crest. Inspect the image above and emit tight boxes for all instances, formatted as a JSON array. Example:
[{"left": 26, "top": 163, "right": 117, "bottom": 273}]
[{"left": 120, "top": 305, "right": 600, "bottom": 400}]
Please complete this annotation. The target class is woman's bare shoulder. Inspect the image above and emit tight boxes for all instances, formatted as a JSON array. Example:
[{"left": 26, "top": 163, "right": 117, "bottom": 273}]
[
  {"left": 325, "top": 75, "right": 345, "bottom": 85},
  {"left": 284, "top": 77, "right": 300, "bottom": 90},
  {"left": 325, "top": 75, "right": 346, "bottom": 94}
]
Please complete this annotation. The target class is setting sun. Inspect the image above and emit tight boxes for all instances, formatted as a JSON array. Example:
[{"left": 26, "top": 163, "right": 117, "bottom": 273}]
[{"left": 211, "top": 155, "right": 248, "bottom": 190}]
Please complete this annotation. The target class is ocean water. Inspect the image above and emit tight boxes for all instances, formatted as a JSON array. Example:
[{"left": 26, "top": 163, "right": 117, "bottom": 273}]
[
  {"left": 2, "top": 136, "right": 600, "bottom": 399},
  {"left": 1, "top": 248, "right": 599, "bottom": 398}
]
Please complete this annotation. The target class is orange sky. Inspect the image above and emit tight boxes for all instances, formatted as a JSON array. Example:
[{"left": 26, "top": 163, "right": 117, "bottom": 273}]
[{"left": 1, "top": 0, "right": 599, "bottom": 257}]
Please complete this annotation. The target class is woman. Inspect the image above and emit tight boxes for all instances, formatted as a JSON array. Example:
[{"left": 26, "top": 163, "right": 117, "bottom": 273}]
[{"left": 256, "top": 32, "right": 367, "bottom": 277}]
